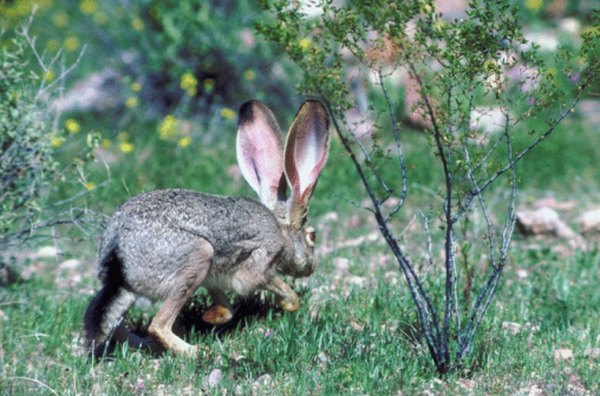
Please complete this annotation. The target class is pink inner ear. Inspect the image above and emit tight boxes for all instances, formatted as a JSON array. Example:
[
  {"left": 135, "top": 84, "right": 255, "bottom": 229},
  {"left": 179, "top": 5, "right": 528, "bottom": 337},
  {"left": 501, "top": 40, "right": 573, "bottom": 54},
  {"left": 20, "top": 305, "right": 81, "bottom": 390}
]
[
  {"left": 294, "top": 125, "right": 328, "bottom": 200},
  {"left": 285, "top": 101, "right": 330, "bottom": 206},
  {"left": 236, "top": 101, "right": 284, "bottom": 208}
]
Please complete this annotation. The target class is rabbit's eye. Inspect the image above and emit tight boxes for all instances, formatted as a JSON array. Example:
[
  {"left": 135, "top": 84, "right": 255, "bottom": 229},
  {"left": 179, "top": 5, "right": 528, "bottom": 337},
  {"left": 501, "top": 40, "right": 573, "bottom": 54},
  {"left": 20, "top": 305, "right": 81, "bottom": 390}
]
[{"left": 305, "top": 227, "right": 316, "bottom": 247}]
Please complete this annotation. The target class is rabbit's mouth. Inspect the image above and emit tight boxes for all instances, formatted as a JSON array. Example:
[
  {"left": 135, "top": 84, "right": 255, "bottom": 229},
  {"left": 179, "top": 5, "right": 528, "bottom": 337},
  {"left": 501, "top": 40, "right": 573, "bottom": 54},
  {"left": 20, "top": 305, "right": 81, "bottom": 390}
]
[
  {"left": 295, "top": 265, "right": 314, "bottom": 277},
  {"left": 278, "top": 257, "right": 315, "bottom": 278},
  {"left": 293, "top": 257, "right": 316, "bottom": 277}
]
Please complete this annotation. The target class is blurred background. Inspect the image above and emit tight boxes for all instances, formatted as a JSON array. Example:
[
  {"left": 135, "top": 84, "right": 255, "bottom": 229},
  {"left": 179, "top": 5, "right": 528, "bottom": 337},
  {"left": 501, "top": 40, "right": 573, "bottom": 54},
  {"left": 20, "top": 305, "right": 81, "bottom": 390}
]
[{"left": 0, "top": 0, "right": 598, "bottom": 246}]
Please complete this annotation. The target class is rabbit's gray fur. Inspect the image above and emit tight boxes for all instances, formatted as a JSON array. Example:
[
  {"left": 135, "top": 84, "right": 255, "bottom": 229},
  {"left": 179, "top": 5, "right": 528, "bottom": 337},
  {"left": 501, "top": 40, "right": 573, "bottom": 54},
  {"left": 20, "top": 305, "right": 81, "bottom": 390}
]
[
  {"left": 84, "top": 190, "right": 305, "bottom": 356},
  {"left": 83, "top": 100, "right": 329, "bottom": 358},
  {"left": 100, "top": 190, "right": 293, "bottom": 299}
]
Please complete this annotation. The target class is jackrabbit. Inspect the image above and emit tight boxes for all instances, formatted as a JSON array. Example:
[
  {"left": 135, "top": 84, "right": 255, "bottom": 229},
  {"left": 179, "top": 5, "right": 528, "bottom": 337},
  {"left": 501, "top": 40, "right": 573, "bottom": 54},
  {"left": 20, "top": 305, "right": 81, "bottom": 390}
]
[{"left": 83, "top": 100, "right": 330, "bottom": 357}]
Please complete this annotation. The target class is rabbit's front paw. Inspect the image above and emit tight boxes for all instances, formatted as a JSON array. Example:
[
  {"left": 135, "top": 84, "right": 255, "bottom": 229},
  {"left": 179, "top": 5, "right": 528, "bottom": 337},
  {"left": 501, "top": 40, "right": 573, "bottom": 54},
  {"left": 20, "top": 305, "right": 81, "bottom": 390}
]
[
  {"left": 202, "top": 304, "right": 234, "bottom": 325},
  {"left": 279, "top": 298, "right": 299, "bottom": 312}
]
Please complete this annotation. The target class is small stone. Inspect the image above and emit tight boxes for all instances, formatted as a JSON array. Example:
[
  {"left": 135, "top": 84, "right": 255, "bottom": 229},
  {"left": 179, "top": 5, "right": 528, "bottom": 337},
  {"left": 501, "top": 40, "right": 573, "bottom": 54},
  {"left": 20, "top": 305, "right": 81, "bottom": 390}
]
[
  {"left": 349, "top": 320, "right": 365, "bottom": 332},
  {"left": 469, "top": 106, "right": 507, "bottom": 135},
  {"left": 515, "top": 384, "right": 544, "bottom": 396},
  {"left": 532, "top": 198, "right": 576, "bottom": 211},
  {"left": 502, "top": 321, "right": 522, "bottom": 336},
  {"left": 583, "top": 348, "right": 600, "bottom": 359},
  {"left": 205, "top": 368, "right": 223, "bottom": 388},
  {"left": 348, "top": 214, "right": 363, "bottom": 229},
  {"left": 516, "top": 269, "right": 528, "bottom": 279},
  {"left": 253, "top": 374, "right": 272, "bottom": 391},
  {"left": 322, "top": 212, "right": 339, "bottom": 222},
  {"left": 59, "top": 259, "right": 81, "bottom": 270},
  {"left": 317, "top": 352, "right": 330, "bottom": 363},
  {"left": 235, "top": 384, "right": 244, "bottom": 396},
  {"left": 134, "top": 297, "right": 152, "bottom": 309},
  {"left": 458, "top": 379, "right": 476, "bottom": 392},
  {"left": 578, "top": 100, "right": 600, "bottom": 128},
  {"left": 578, "top": 209, "right": 600, "bottom": 234},
  {"left": 516, "top": 207, "right": 583, "bottom": 248},
  {"left": 384, "top": 270, "right": 399, "bottom": 285},
  {"left": 523, "top": 30, "right": 559, "bottom": 52},
  {"left": 524, "top": 323, "right": 540, "bottom": 333},
  {"left": 53, "top": 67, "right": 124, "bottom": 113},
  {"left": 558, "top": 17, "right": 581, "bottom": 37},
  {"left": 506, "top": 66, "right": 540, "bottom": 93},
  {"left": 37, "top": 246, "right": 60, "bottom": 258},
  {"left": 348, "top": 276, "right": 368, "bottom": 288},
  {"left": 553, "top": 348, "right": 574, "bottom": 362},
  {"left": 517, "top": 207, "right": 560, "bottom": 235}
]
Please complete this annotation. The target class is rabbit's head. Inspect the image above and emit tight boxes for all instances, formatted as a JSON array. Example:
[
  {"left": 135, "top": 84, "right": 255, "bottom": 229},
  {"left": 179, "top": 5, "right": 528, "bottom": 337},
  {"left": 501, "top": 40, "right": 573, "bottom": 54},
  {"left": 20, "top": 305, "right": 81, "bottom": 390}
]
[{"left": 237, "top": 100, "right": 330, "bottom": 277}]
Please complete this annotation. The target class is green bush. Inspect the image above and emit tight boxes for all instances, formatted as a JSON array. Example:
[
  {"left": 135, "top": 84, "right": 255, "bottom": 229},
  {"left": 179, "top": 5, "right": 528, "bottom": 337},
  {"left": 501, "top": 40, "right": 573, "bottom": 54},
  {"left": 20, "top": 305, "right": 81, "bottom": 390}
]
[
  {"left": 0, "top": 24, "right": 96, "bottom": 249},
  {"left": 16, "top": 0, "right": 298, "bottom": 117},
  {"left": 127, "top": 0, "right": 297, "bottom": 114},
  {"left": 0, "top": 33, "right": 56, "bottom": 245}
]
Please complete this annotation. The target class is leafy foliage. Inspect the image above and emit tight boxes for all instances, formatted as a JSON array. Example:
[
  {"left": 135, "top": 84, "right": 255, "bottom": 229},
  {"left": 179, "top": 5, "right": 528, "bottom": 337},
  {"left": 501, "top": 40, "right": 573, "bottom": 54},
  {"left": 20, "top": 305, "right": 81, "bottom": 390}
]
[
  {"left": 259, "top": 0, "right": 600, "bottom": 373},
  {"left": 0, "top": 33, "right": 57, "bottom": 244},
  {"left": 0, "top": 22, "right": 97, "bottom": 249},
  {"left": 16, "top": 0, "right": 298, "bottom": 116}
]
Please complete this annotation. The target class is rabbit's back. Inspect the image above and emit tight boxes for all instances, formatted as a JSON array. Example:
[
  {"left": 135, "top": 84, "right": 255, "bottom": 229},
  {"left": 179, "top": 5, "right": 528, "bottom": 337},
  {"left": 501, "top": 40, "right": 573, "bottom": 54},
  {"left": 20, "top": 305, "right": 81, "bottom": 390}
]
[{"left": 99, "top": 189, "right": 284, "bottom": 300}]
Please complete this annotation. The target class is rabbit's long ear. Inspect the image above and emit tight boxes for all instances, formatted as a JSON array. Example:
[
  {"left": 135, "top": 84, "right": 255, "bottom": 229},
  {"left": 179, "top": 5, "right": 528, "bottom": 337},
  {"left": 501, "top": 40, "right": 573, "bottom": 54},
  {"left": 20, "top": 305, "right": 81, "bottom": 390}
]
[
  {"left": 284, "top": 100, "right": 330, "bottom": 226},
  {"left": 237, "top": 100, "right": 285, "bottom": 210}
]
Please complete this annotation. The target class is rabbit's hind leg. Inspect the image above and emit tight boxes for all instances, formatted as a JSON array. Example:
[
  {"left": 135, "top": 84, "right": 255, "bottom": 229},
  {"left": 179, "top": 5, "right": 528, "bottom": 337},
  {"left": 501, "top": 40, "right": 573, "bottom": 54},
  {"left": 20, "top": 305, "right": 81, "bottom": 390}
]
[
  {"left": 264, "top": 276, "right": 299, "bottom": 312},
  {"left": 148, "top": 239, "right": 214, "bottom": 357}
]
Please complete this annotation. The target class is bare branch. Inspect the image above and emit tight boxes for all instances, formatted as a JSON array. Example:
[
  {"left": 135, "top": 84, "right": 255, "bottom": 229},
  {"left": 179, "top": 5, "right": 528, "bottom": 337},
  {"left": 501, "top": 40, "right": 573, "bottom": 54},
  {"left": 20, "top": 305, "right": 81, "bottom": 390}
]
[
  {"left": 459, "top": 95, "right": 581, "bottom": 216},
  {"left": 377, "top": 70, "right": 408, "bottom": 220}
]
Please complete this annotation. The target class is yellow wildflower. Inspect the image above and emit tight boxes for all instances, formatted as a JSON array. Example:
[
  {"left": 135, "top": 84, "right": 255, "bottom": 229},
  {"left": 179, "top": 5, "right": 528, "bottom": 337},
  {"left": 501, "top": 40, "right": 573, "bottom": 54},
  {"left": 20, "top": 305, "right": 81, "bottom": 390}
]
[
  {"left": 131, "top": 82, "right": 142, "bottom": 92},
  {"left": 65, "top": 119, "right": 81, "bottom": 134},
  {"left": 50, "top": 136, "right": 65, "bottom": 149},
  {"left": 52, "top": 12, "right": 69, "bottom": 28},
  {"left": 524, "top": 0, "right": 543, "bottom": 12},
  {"left": 298, "top": 37, "right": 312, "bottom": 50},
  {"left": 180, "top": 72, "right": 198, "bottom": 96},
  {"left": 84, "top": 181, "right": 96, "bottom": 191},
  {"left": 243, "top": 70, "right": 256, "bottom": 81},
  {"left": 64, "top": 36, "right": 80, "bottom": 52},
  {"left": 119, "top": 142, "right": 135, "bottom": 154},
  {"left": 101, "top": 138, "right": 112, "bottom": 149},
  {"left": 178, "top": 136, "right": 192, "bottom": 148},
  {"left": 125, "top": 97, "right": 138, "bottom": 108},
  {"left": 159, "top": 115, "right": 178, "bottom": 140},
  {"left": 220, "top": 108, "right": 236, "bottom": 120},
  {"left": 80, "top": 0, "right": 97, "bottom": 14},
  {"left": 131, "top": 17, "right": 144, "bottom": 31},
  {"left": 45, "top": 70, "right": 56, "bottom": 82}
]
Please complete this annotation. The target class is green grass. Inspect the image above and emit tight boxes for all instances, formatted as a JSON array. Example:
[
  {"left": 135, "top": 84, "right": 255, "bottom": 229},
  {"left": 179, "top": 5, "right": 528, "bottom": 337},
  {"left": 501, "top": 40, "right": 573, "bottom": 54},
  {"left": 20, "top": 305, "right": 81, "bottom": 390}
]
[
  {"left": 3, "top": 92, "right": 597, "bottom": 395},
  {"left": 1, "top": 243, "right": 599, "bottom": 395}
]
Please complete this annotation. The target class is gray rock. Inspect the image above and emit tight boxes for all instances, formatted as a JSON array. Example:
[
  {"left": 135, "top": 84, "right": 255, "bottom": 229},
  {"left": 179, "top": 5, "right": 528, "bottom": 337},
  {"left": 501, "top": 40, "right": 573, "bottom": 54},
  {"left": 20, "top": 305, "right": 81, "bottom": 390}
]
[
  {"left": 204, "top": 368, "right": 223, "bottom": 388},
  {"left": 578, "top": 209, "right": 600, "bottom": 234},
  {"left": 54, "top": 68, "right": 124, "bottom": 113}
]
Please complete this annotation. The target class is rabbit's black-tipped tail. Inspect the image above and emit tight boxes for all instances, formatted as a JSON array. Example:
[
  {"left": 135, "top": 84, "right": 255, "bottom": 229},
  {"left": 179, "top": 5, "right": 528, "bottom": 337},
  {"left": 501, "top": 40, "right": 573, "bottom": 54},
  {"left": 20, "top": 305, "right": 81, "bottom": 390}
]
[{"left": 83, "top": 248, "right": 135, "bottom": 359}]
